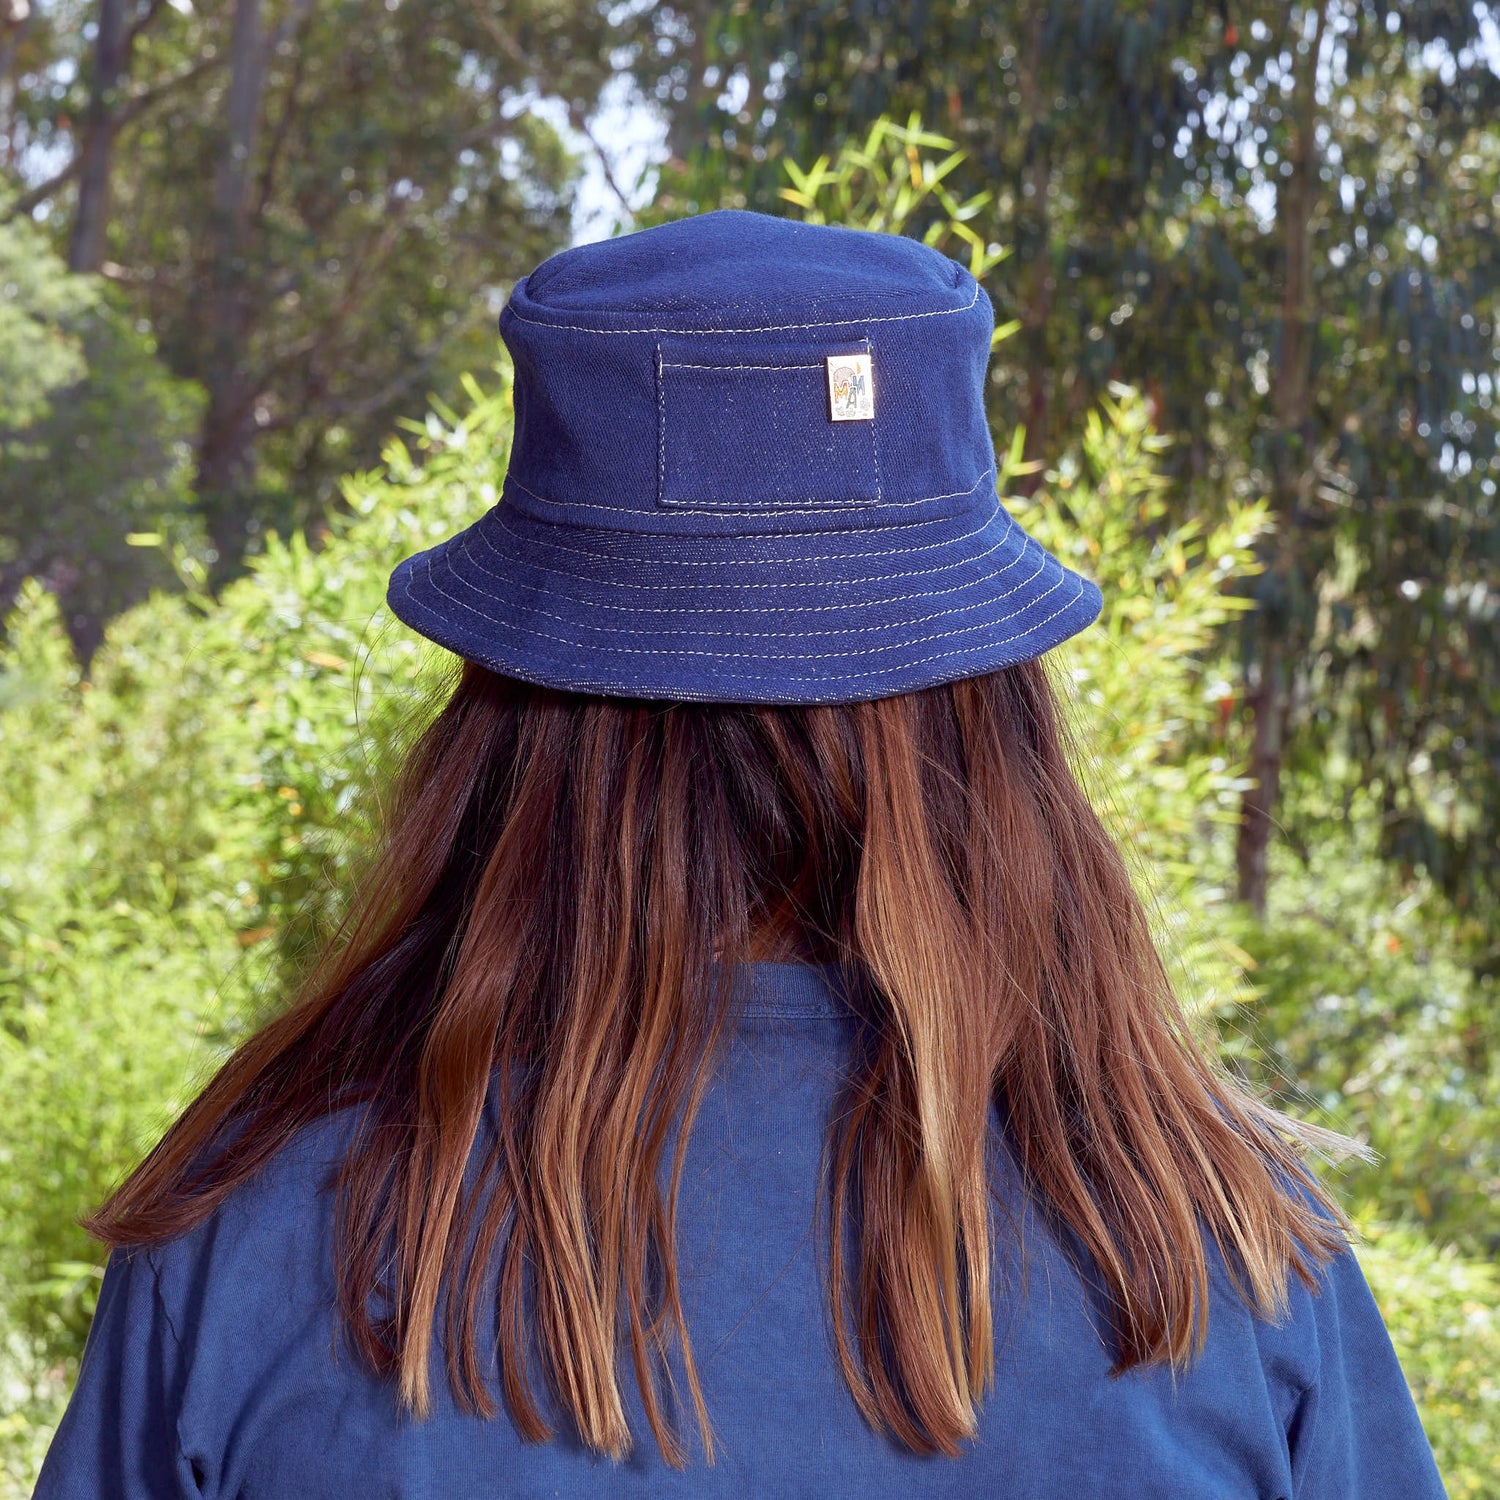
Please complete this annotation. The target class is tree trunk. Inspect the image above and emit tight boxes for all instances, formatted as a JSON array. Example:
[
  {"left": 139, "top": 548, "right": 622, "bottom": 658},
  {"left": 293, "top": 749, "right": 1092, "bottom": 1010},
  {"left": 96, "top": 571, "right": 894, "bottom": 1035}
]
[
  {"left": 68, "top": 0, "right": 131, "bottom": 272},
  {"left": 1235, "top": 637, "right": 1288, "bottom": 912},
  {"left": 195, "top": 0, "right": 266, "bottom": 576},
  {"left": 1014, "top": 0, "right": 1054, "bottom": 489},
  {"left": 1234, "top": 0, "right": 1327, "bottom": 913}
]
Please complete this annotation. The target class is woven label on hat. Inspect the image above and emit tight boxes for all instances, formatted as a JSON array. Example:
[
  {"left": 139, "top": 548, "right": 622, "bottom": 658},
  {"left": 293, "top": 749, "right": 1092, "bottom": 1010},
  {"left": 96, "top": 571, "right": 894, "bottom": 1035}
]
[{"left": 826, "top": 352, "right": 875, "bottom": 421}]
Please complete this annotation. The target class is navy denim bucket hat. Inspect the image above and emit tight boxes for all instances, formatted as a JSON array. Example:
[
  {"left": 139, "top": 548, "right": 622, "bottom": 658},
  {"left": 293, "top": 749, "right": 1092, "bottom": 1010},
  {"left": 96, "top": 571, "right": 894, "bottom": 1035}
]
[{"left": 387, "top": 209, "right": 1103, "bottom": 704}]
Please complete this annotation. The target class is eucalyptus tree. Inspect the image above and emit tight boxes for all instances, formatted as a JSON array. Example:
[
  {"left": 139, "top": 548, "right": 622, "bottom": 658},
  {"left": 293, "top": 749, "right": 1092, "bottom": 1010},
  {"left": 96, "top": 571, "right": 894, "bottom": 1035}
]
[
  {"left": 3, "top": 0, "right": 620, "bottom": 579},
  {"left": 637, "top": 0, "right": 1500, "bottom": 920}
]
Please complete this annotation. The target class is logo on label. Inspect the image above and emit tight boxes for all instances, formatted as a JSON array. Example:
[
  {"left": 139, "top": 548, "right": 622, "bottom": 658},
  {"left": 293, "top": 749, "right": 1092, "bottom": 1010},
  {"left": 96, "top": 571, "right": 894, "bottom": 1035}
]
[{"left": 826, "top": 352, "right": 875, "bottom": 422}]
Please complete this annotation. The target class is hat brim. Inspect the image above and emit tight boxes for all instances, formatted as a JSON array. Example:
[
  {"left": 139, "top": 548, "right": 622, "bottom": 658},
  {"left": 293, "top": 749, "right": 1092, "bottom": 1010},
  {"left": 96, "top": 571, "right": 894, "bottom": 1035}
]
[{"left": 386, "top": 493, "right": 1103, "bottom": 705}]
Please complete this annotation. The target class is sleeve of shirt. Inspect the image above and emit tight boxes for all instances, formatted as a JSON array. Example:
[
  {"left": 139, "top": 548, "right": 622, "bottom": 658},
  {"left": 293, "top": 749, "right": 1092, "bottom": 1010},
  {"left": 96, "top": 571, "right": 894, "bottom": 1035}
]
[
  {"left": 32, "top": 1245, "right": 203, "bottom": 1500},
  {"left": 1286, "top": 1238, "right": 1449, "bottom": 1500}
]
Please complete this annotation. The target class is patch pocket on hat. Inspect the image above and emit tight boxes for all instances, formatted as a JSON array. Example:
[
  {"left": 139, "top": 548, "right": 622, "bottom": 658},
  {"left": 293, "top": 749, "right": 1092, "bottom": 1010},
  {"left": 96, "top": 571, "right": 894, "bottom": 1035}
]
[{"left": 655, "top": 335, "right": 882, "bottom": 512}]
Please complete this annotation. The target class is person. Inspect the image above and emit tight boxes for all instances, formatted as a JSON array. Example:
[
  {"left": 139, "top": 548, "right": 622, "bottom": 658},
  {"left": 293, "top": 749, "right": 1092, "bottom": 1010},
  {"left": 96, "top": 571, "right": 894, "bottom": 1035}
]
[{"left": 34, "top": 209, "right": 1447, "bottom": 1499}]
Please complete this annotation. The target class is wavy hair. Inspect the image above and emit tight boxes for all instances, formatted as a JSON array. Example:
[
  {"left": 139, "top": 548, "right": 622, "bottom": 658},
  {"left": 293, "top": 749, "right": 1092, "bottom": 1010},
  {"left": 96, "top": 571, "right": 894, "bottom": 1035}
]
[{"left": 85, "top": 658, "right": 1359, "bottom": 1464}]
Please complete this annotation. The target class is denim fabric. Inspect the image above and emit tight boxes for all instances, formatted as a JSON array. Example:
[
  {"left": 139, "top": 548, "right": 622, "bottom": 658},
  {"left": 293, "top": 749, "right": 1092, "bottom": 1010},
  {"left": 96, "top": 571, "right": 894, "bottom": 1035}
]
[
  {"left": 36, "top": 963, "right": 1447, "bottom": 1499},
  {"left": 386, "top": 210, "right": 1104, "bottom": 703},
  {"left": 654, "top": 336, "right": 883, "bottom": 510}
]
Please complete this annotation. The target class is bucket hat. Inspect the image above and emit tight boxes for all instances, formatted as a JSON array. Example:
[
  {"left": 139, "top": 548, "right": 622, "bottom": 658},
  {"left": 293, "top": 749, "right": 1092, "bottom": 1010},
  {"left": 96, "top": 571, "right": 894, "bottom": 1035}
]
[{"left": 387, "top": 209, "right": 1102, "bottom": 704}]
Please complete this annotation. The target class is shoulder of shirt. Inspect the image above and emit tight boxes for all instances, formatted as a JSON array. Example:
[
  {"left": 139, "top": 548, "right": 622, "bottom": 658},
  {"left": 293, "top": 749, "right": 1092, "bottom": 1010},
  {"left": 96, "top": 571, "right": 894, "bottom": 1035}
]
[
  {"left": 142, "top": 1099, "right": 373, "bottom": 1307},
  {"left": 1236, "top": 1166, "right": 1370, "bottom": 1411}
]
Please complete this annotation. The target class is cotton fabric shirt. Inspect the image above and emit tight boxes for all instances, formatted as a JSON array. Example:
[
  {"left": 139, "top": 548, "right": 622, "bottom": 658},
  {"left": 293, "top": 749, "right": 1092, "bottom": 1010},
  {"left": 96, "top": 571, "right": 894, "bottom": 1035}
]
[{"left": 36, "top": 961, "right": 1447, "bottom": 1499}]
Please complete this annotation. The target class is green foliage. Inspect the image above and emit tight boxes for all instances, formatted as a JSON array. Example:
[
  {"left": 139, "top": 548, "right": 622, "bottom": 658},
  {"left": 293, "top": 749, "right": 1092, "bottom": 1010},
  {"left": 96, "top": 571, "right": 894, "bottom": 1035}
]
[
  {"left": 1356, "top": 1220, "right": 1500, "bottom": 1500},
  {"left": 1011, "top": 384, "right": 1269, "bottom": 1018},
  {"left": 777, "top": 115, "right": 1006, "bottom": 282},
  {"left": 0, "top": 208, "right": 204, "bottom": 656},
  {"left": 1223, "top": 805, "right": 1499, "bottom": 1260},
  {"left": 0, "top": 370, "right": 505, "bottom": 1486},
  {"left": 0, "top": 297, "right": 204, "bottom": 656},
  {"left": 0, "top": 217, "right": 96, "bottom": 433},
  {"left": 751, "top": 115, "right": 1493, "bottom": 1486},
  {"left": 1212, "top": 783, "right": 1500, "bottom": 1493},
  {"left": 1027, "top": 402, "right": 1500, "bottom": 1486}
]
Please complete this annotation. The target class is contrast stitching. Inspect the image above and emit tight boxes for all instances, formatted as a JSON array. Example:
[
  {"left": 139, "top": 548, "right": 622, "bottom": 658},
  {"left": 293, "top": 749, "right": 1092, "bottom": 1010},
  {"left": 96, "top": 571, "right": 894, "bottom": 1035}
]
[
  {"left": 487, "top": 494, "right": 1016, "bottom": 584},
  {"left": 459, "top": 526, "right": 1044, "bottom": 634},
  {"left": 418, "top": 545, "right": 1073, "bottom": 660},
  {"left": 655, "top": 336, "right": 882, "bottom": 510},
  {"left": 656, "top": 496, "right": 871, "bottom": 512},
  {"left": 655, "top": 347, "right": 666, "bottom": 504},
  {"left": 392, "top": 562, "right": 1089, "bottom": 686},
  {"left": 465, "top": 514, "right": 1029, "bottom": 614},
  {"left": 502, "top": 279, "right": 983, "bottom": 337},
  {"left": 520, "top": 278, "right": 932, "bottom": 316},
  {"left": 866, "top": 336, "right": 886, "bottom": 501},
  {"left": 444, "top": 546, "right": 1051, "bottom": 643},
  {"left": 399, "top": 558, "right": 1092, "bottom": 687},
  {"left": 506, "top": 467, "right": 991, "bottom": 523},
  {"left": 661, "top": 361, "right": 825, "bottom": 371},
  {"left": 658, "top": 341, "right": 868, "bottom": 373}
]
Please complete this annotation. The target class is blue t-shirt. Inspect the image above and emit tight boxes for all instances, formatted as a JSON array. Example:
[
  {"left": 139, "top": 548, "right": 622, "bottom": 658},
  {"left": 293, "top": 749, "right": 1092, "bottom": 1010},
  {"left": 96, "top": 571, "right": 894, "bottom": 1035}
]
[{"left": 35, "top": 962, "right": 1447, "bottom": 1498}]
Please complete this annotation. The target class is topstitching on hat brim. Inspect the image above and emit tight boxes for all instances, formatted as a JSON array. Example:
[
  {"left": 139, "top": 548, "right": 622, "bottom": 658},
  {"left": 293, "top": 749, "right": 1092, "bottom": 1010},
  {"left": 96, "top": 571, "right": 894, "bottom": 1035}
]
[{"left": 385, "top": 496, "right": 1104, "bottom": 707}]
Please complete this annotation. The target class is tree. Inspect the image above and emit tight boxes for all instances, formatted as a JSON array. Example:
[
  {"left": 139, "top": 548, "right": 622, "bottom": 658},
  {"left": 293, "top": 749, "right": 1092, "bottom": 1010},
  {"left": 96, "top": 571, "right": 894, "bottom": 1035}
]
[
  {"left": 634, "top": 1, "right": 1500, "bottom": 920},
  {"left": 0, "top": 210, "right": 202, "bottom": 656},
  {"left": 2, "top": 0, "right": 621, "bottom": 583}
]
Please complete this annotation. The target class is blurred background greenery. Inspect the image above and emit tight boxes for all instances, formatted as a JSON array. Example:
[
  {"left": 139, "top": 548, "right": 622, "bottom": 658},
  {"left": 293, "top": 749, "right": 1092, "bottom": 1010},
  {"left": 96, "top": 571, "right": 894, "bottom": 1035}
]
[{"left": 1, "top": 2, "right": 1497, "bottom": 1493}]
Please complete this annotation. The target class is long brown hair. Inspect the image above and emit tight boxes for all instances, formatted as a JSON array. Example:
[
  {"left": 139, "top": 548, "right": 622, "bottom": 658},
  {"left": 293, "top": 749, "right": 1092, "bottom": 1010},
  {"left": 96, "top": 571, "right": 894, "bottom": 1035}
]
[{"left": 85, "top": 657, "right": 1359, "bottom": 1464}]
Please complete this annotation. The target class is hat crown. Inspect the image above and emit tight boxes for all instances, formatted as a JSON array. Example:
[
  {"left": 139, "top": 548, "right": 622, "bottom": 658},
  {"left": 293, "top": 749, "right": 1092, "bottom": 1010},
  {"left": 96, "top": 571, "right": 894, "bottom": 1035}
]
[
  {"left": 517, "top": 209, "right": 970, "bottom": 326},
  {"left": 496, "top": 209, "right": 997, "bottom": 540}
]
